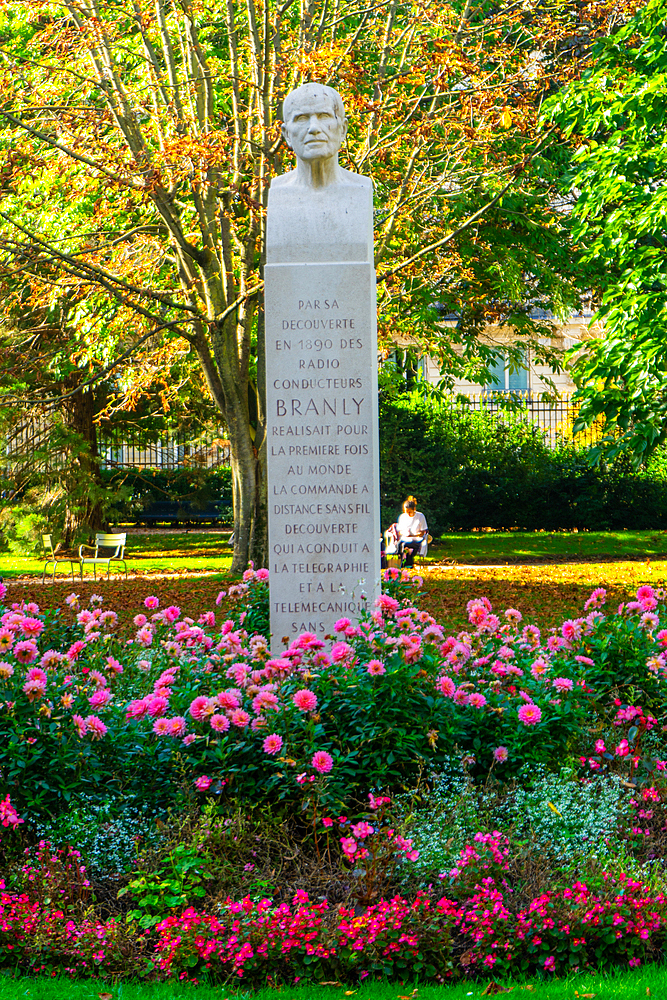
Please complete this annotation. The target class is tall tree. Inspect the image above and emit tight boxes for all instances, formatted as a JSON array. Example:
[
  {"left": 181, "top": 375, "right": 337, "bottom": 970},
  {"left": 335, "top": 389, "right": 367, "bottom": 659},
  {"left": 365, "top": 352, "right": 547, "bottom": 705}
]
[
  {"left": 0, "top": 0, "right": 631, "bottom": 567},
  {"left": 547, "top": 0, "right": 667, "bottom": 464}
]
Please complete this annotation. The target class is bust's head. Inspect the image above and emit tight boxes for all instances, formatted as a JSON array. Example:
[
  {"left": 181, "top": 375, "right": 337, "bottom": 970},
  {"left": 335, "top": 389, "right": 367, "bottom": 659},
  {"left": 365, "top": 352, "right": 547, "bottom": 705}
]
[{"left": 281, "top": 84, "right": 347, "bottom": 165}]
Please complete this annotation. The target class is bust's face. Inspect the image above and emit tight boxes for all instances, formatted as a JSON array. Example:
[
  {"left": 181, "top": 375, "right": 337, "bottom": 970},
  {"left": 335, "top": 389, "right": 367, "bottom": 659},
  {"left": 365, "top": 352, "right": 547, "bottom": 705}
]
[{"left": 282, "top": 91, "right": 347, "bottom": 163}]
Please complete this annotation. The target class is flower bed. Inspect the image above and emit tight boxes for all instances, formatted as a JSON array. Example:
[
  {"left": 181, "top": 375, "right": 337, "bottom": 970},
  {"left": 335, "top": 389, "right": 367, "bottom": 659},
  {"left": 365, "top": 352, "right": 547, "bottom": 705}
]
[
  {"left": 0, "top": 571, "right": 666, "bottom": 983},
  {"left": 0, "top": 872, "right": 663, "bottom": 984}
]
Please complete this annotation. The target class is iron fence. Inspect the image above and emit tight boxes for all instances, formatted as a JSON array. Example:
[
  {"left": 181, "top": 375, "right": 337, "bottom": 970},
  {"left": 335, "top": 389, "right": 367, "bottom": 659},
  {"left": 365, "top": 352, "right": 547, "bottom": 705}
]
[
  {"left": 97, "top": 429, "right": 231, "bottom": 470},
  {"left": 2, "top": 394, "right": 600, "bottom": 476},
  {"left": 449, "top": 392, "right": 603, "bottom": 449}
]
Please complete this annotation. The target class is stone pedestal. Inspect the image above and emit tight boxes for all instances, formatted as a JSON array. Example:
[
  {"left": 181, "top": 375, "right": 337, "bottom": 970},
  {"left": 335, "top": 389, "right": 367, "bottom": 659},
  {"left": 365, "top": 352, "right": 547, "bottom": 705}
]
[{"left": 264, "top": 180, "right": 381, "bottom": 645}]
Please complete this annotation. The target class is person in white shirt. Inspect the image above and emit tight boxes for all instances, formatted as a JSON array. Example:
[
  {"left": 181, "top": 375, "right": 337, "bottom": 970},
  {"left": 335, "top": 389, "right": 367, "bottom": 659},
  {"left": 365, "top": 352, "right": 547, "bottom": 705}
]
[{"left": 396, "top": 496, "right": 428, "bottom": 568}]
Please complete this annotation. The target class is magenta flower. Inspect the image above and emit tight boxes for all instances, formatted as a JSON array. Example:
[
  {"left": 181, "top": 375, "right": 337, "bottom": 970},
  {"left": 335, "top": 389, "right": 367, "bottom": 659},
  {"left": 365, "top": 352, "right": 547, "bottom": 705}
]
[
  {"left": 147, "top": 696, "right": 169, "bottom": 718},
  {"left": 144, "top": 595, "right": 160, "bottom": 609},
  {"left": 195, "top": 775, "right": 212, "bottom": 791},
  {"left": 518, "top": 703, "right": 542, "bottom": 726},
  {"left": 334, "top": 617, "right": 352, "bottom": 632},
  {"left": 210, "top": 714, "right": 231, "bottom": 733},
  {"left": 468, "top": 692, "right": 487, "bottom": 708},
  {"left": 88, "top": 688, "right": 112, "bottom": 709},
  {"left": 255, "top": 568, "right": 269, "bottom": 581},
  {"left": 230, "top": 709, "right": 251, "bottom": 728},
  {"left": 72, "top": 714, "right": 87, "bottom": 737},
  {"left": 14, "top": 640, "right": 39, "bottom": 664},
  {"left": 293, "top": 689, "right": 317, "bottom": 712},
  {"left": 153, "top": 718, "right": 170, "bottom": 736},
  {"left": 552, "top": 676, "right": 573, "bottom": 692},
  {"left": 340, "top": 836, "right": 358, "bottom": 857},
  {"left": 263, "top": 733, "right": 283, "bottom": 755},
  {"left": 436, "top": 675, "right": 456, "bottom": 697},
  {"left": 19, "top": 618, "right": 44, "bottom": 638},
  {"left": 543, "top": 956, "right": 556, "bottom": 972},
  {"left": 167, "top": 716, "right": 187, "bottom": 737},
  {"left": 85, "top": 715, "right": 107, "bottom": 739},
  {"left": 493, "top": 746, "right": 509, "bottom": 762},
  {"left": 311, "top": 750, "right": 333, "bottom": 773},
  {"left": 163, "top": 605, "right": 181, "bottom": 623},
  {"left": 351, "top": 821, "right": 374, "bottom": 839},
  {"left": 331, "top": 641, "right": 354, "bottom": 663},
  {"left": 366, "top": 659, "right": 386, "bottom": 676},
  {"left": 189, "top": 695, "right": 211, "bottom": 720}
]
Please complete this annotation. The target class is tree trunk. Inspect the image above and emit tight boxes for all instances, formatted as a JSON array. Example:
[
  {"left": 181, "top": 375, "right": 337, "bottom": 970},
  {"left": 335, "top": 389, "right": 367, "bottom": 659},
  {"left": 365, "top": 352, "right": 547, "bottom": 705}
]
[{"left": 61, "top": 386, "right": 105, "bottom": 548}]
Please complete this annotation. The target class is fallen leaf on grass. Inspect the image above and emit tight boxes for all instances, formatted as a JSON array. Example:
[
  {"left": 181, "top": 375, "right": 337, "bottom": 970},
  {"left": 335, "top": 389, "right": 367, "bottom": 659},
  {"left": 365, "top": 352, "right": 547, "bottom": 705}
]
[
  {"left": 99, "top": 994, "right": 113, "bottom": 1000},
  {"left": 321, "top": 983, "right": 341, "bottom": 987},
  {"left": 344, "top": 992, "right": 357, "bottom": 996},
  {"left": 574, "top": 993, "right": 596, "bottom": 998},
  {"left": 482, "top": 983, "right": 514, "bottom": 995}
]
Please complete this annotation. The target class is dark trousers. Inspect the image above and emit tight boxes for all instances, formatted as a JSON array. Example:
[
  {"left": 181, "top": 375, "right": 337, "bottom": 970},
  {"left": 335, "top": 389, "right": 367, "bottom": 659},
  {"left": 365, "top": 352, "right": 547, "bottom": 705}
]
[{"left": 398, "top": 539, "right": 421, "bottom": 568}]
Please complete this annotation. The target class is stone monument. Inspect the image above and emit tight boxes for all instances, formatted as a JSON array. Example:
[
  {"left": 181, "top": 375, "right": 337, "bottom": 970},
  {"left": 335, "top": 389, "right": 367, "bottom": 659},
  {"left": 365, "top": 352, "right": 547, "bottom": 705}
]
[{"left": 265, "top": 83, "right": 381, "bottom": 645}]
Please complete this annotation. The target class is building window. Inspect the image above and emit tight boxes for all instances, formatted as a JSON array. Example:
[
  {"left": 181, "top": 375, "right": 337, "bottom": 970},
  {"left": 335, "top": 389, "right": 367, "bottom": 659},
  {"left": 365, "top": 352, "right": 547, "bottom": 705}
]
[{"left": 484, "top": 348, "right": 529, "bottom": 395}]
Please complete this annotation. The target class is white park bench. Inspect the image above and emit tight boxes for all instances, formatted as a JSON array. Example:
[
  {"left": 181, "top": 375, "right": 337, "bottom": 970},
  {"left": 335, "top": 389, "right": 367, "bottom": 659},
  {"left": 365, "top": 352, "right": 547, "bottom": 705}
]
[{"left": 78, "top": 533, "right": 128, "bottom": 580}]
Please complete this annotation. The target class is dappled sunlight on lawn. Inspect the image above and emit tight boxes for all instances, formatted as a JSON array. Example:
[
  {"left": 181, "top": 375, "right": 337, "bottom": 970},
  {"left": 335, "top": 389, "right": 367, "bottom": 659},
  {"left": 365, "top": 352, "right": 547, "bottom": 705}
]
[{"left": 420, "top": 560, "right": 667, "bottom": 633}]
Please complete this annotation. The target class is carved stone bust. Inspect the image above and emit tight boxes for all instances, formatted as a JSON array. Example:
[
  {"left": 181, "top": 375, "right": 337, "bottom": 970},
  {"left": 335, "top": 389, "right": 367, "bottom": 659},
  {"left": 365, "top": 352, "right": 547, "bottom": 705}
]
[
  {"left": 275, "top": 83, "right": 369, "bottom": 191},
  {"left": 267, "top": 83, "right": 373, "bottom": 263}
]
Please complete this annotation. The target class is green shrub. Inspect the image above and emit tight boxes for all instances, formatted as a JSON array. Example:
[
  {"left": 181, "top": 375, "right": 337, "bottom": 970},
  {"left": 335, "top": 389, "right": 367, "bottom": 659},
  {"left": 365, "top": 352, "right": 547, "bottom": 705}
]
[{"left": 379, "top": 389, "right": 667, "bottom": 532}]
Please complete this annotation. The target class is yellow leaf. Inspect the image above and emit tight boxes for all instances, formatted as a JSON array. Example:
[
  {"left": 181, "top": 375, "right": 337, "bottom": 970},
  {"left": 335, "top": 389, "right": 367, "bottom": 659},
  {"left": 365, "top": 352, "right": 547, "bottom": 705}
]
[
  {"left": 499, "top": 108, "right": 512, "bottom": 128},
  {"left": 547, "top": 801, "right": 562, "bottom": 816},
  {"left": 99, "top": 994, "right": 113, "bottom": 1000}
]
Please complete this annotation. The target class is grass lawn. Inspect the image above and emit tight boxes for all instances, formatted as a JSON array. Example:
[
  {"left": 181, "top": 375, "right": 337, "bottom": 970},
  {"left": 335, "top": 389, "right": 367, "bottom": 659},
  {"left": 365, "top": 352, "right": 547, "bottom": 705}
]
[
  {"left": 2, "top": 964, "right": 665, "bottom": 999},
  {"left": 0, "top": 530, "right": 234, "bottom": 581},
  {"left": 4, "top": 530, "right": 667, "bottom": 634},
  {"left": 430, "top": 529, "right": 666, "bottom": 565},
  {"left": 0, "top": 529, "right": 663, "bottom": 583}
]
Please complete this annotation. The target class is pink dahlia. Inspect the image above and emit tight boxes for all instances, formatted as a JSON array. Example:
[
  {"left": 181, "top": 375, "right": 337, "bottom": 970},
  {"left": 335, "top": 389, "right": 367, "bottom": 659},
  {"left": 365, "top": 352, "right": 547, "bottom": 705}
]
[
  {"left": 552, "top": 677, "right": 573, "bottom": 692},
  {"left": 230, "top": 709, "right": 251, "bottom": 728},
  {"left": 293, "top": 689, "right": 317, "bottom": 712},
  {"left": 19, "top": 617, "right": 44, "bottom": 638},
  {"left": 493, "top": 746, "right": 509, "bottom": 762},
  {"left": 88, "top": 688, "right": 112, "bottom": 709},
  {"left": 85, "top": 715, "right": 107, "bottom": 739},
  {"left": 144, "top": 595, "right": 160, "bottom": 609},
  {"left": 14, "top": 640, "right": 39, "bottom": 665},
  {"left": 436, "top": 675, "right": 456, "bottom": 697},
  {"left": 167, "top": 716, "right": 187, "bottom": 737},
  {"left": 189, "top": 695, "right": 212, "bottom": 720},
  {"left": 366, "top": 659, "right": 386, "bottom": 676},
  {"left": 311, "top": 750, "right": 333, "bottom": 774},
  {"left": 468, "top": 692, "right": 487, "bottom": 708},
  {"left": 210, "top": 714, "right": 230, "bottom": 733},
  {"left": 518, "top": 703, "right": 542, "bottom": 726},
  {"left": 263, "top": 733, "right": 283, "bottom": 755}
]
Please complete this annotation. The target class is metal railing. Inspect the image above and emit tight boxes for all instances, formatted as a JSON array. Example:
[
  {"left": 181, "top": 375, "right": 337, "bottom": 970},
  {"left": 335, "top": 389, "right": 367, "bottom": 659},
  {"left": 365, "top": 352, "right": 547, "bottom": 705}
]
[
  {"left": 450, "top": 392, "right": 604, "bottom": 450},
  {"left": 2, "top": 394, "right": 601, "bottom": 475},
  {"left": 97, "top": 429, "right": 231, "bottom": 470}
]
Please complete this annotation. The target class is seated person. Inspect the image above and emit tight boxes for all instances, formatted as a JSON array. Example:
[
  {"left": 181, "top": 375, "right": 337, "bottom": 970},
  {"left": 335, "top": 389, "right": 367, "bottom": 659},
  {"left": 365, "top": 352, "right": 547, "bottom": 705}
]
[{"left": 396, "top": 496, "right": 428, "bottom": 568}]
